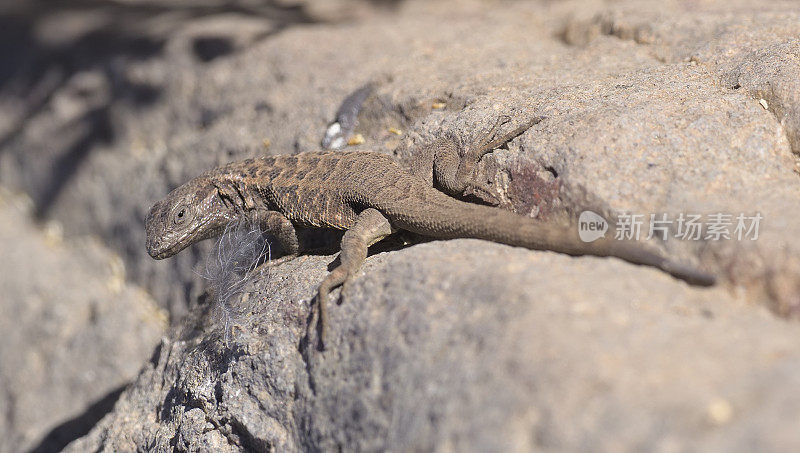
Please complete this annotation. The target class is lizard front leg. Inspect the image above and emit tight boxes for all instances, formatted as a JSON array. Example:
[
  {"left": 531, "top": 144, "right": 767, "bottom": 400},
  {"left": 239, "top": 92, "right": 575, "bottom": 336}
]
[
  {"left": 250, "top": 209, "right": 300, "bottom": 259},
  {"left": 316, "top": 208, "right": 395, "bottom": 349}
]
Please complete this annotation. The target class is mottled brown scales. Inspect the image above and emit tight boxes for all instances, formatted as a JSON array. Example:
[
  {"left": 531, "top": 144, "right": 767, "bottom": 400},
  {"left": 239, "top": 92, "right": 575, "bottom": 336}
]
[{"left": 145, "top": 116, "right": 715, "bottom": 349}]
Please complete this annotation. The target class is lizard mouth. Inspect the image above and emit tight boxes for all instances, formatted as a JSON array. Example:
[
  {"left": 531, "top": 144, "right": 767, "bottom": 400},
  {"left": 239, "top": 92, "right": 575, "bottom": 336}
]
[
  {"left": 145, "top": 225, "right": 194, "bottom": 259},
  {"left": 146, "top": 235, "right": 194, "bottom": 260},
  {"left": 146, "top": 236, "right": 170, "bottom": 259},
  {"left": 145, "top": 212, "right": 180, "bottom": 259}
]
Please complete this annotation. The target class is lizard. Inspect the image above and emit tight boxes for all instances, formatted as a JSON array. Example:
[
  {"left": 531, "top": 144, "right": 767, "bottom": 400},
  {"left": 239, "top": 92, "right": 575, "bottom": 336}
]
[{"left": 145, "top": 116, "right": 716, "bottom": 349}]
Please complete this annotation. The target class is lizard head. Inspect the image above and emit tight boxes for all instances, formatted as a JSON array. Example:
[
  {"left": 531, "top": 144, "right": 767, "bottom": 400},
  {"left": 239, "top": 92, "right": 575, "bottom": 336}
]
[{"left": 145, "top": 177, "right": 232, "bottom": 259}]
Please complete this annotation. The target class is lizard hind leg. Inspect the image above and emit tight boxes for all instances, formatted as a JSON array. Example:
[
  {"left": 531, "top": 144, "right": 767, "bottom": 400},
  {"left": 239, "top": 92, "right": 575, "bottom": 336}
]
[
  {"left": 315, "top": 208, "right": 395, "bottom": 349},
  {"left": 470, "top": 114, "right": 544, "bottom": 157},
  {"left": 456, "top": 115, "right": 545, "bottom": 200},
  {"left": 470, "top": 115, "right": 512, "bottom": 155},
  {"left": 444, "top": 116, "right": 517, "bottom": 204}
]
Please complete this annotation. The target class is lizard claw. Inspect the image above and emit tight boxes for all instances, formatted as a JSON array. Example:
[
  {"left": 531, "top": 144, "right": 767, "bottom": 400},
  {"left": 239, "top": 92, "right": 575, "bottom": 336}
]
[
  {"left": 496, "top": 115, "right": 512, "bottom": 127},
  {"left": 463, "top": 186, "right": 501, "bottom": 206},
  {"left": 463, "top": 181, "right": 502, "bottom": 206}
]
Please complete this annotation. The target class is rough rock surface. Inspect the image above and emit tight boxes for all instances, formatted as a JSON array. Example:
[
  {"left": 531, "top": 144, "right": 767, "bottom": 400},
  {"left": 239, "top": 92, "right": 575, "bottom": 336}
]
[
  {"left": 0, "top": 0, "right": 799, "bottom": 451},
  {"left": 66, "top": 243, "right": 800, "bottom": 451},
  {"left": 0, "top": 190, "right": 165, "bottom": 453}
]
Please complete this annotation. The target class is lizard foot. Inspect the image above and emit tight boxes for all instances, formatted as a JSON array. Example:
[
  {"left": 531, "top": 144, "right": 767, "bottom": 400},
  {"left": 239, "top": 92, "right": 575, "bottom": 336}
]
[
  {"left": 463, "top": 182, "right": 502, "bottom": 206},
  {"left": 315, "top": 266, "right": 349, "bottom": 351}
]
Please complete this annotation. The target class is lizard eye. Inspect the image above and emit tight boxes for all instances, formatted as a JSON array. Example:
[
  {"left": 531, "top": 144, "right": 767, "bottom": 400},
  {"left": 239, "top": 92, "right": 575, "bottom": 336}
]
[{"left": 173, "top": 205, "right": 192, "bottom": 226}]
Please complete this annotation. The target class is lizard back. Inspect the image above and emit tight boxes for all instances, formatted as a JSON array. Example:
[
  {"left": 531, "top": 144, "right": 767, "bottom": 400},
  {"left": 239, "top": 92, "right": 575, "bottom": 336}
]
[{"left": 220, "top": 151, "right": 425, "bottom": 230}]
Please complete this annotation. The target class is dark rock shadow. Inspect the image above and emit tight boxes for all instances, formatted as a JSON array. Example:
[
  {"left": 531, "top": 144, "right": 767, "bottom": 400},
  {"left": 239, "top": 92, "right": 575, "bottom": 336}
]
[
  {"left": 27, "top": 384, "right": 127, "bottom": 453},
  {"left": 193, "top": 36, "right": 235, "bottom": 62},
  {"left": 0, "top": 0, "right": 324, "bottom": 218}
]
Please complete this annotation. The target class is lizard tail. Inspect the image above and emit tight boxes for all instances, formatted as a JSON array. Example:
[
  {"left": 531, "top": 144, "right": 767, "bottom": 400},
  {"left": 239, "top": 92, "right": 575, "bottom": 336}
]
[{"left": 380, "top": 190, "right": 716, "bottom": 287}]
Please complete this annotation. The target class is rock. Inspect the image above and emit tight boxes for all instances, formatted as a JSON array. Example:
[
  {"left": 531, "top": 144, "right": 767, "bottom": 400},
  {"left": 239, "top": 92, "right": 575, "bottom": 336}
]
[
  {"left": 67, "top": 241, "right": 800, "bottom": 451},
  {"left": 0, "top": 0, "right": 798, "bottom": 450},
  {"left": 0, "top": 190, "right": 165, "bottom": 452}
]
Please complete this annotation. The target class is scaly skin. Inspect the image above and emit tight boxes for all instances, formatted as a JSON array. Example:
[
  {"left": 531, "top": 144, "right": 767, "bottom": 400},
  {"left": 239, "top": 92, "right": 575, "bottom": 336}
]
[{"left": 146, "top": 119, "right": 715, "bottom": 349}]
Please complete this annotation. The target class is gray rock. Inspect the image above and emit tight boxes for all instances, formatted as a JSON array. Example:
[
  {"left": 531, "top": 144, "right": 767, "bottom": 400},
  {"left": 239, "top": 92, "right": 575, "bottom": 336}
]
[
  {"left": 0, "top": 191, "right": 165, "bottom": 452},
  {"left": 67, "top": 241, "right": 800, "bottom": 451}
]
